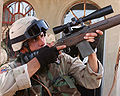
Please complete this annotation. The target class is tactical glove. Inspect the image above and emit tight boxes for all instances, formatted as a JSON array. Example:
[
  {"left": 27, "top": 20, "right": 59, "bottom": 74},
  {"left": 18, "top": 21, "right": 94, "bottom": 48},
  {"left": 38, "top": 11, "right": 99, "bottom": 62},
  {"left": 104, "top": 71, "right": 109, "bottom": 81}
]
[
  {"left": 19, "top": 46, "right": 59, "bottom": 66},
  {"left": 36, "top": 46, "right": 59, "bottom": 67}
]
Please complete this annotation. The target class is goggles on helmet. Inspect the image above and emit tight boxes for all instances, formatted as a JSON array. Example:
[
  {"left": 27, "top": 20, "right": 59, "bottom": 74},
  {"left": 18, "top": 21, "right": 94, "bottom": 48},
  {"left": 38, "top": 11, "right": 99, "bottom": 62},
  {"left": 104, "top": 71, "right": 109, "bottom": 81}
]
[{"left": 10, "top": 19, "right": 49, "bottom": 44}]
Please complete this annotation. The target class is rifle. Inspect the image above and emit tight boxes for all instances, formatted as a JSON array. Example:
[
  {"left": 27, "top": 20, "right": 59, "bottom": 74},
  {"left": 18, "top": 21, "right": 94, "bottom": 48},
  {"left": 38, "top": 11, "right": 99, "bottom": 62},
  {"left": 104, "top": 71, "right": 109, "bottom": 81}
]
[{"left": 53, "top": 5, "right": 120, "bottom": 58}]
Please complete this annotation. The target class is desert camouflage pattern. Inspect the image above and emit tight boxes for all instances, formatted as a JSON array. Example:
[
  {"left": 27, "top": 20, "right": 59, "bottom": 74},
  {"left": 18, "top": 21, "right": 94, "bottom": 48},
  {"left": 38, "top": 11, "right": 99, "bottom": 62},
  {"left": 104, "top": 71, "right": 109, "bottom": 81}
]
[{"left": 0, "top": 53, "right": 103, "bottom": 96}]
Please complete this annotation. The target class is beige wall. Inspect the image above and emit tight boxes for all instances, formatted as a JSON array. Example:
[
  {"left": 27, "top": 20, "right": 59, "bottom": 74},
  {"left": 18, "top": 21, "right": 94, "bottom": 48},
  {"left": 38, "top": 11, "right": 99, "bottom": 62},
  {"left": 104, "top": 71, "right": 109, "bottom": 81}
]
[{"left": 2, "top": 0, "right": 120, "bottom": 96}]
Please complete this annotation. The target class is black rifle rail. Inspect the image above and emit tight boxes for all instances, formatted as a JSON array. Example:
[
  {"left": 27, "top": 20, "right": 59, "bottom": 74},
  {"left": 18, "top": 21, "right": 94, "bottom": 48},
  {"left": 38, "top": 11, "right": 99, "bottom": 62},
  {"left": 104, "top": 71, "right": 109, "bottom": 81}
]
[{"left": 55, "top": 14, "right": 120, "bottom": 47}]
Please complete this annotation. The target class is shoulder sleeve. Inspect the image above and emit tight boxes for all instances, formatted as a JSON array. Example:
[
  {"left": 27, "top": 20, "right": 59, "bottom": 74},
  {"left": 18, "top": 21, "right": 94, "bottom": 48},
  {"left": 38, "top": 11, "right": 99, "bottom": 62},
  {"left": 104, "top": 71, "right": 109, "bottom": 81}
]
[
  {"left": 0, "top": 63, "right": 31, "bottom": 96},
  {"left": 59, "top": 53, "right": 104, "bottom": 89}
]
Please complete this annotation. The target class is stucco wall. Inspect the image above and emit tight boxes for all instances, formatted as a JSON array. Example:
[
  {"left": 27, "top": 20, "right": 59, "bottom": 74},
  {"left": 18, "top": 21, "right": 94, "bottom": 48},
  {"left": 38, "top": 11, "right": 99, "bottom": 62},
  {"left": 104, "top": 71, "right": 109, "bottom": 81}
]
[{"left": 2, "top": 0, "right": 120, "bottom": 96}]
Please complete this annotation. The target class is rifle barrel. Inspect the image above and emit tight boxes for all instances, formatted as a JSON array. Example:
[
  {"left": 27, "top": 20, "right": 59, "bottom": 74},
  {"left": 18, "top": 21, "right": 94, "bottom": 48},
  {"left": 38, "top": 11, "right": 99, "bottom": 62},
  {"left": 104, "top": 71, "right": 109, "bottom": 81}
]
[{"left": 89, "top": 14, "right": 120, "bottom": 32}]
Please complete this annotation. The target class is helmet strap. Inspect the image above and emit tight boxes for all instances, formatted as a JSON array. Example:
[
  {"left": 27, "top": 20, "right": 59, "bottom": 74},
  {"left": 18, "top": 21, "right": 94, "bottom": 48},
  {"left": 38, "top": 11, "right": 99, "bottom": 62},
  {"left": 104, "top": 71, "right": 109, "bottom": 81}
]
[{"left": 23, "top": 41, "right": 32, "bottom": 53}]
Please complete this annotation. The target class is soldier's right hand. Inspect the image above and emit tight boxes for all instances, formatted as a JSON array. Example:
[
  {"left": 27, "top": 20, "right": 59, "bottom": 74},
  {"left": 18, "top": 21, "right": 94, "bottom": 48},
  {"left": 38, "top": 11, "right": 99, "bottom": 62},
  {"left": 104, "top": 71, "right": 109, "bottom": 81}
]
[{"left": 36, "top": 45, "right": 60, "bottom": 66}]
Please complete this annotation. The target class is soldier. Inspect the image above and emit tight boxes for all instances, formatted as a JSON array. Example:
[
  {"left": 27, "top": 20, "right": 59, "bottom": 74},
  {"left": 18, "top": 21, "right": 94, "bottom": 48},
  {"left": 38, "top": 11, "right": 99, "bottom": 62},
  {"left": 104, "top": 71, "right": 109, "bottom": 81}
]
[{"left": 0, "top": 16, "right": 103, "bottom": 96}]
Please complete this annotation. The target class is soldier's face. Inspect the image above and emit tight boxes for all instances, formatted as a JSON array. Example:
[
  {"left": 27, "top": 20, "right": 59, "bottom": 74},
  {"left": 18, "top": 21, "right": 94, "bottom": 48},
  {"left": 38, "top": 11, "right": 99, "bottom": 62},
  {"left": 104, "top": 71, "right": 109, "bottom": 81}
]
[{"left": 28, "top": 32, "right": 46, "bottom": 51}]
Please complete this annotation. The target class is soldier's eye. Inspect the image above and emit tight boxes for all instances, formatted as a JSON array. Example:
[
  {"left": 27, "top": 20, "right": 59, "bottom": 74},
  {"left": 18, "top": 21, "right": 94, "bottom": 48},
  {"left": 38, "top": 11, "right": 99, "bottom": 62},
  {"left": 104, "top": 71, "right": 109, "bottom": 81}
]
[{"left": 40, "top": 32, "right": 44, "bottom": 38}]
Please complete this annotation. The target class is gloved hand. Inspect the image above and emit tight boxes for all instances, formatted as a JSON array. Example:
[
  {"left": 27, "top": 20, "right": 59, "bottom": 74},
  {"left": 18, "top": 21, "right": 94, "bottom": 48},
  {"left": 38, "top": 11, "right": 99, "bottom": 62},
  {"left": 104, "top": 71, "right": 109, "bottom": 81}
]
[{"left": 36, "top": 46, "right": 59, "bottom": 67}]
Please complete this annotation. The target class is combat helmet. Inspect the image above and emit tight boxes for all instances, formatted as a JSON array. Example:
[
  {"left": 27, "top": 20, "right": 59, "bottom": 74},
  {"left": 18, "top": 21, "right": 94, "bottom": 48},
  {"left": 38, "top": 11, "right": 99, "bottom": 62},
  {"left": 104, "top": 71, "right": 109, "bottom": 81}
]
[{"left": 9, "top": 16, "right": 49, "bottom": 52}]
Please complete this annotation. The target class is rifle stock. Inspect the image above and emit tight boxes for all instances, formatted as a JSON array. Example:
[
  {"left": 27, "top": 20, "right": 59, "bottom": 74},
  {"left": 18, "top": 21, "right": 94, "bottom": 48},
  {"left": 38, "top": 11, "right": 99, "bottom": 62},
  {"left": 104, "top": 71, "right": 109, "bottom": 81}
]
[{"left": 55, "top": 14, "right": 120, "bottom": 47}]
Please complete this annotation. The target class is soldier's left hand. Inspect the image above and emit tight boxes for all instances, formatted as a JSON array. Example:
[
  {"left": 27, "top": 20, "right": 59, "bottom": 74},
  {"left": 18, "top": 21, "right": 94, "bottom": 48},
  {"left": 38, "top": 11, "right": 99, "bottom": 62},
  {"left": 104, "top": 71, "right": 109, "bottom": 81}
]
[{"left": 84, "top": 30, "right": 103, "bottom": 42}]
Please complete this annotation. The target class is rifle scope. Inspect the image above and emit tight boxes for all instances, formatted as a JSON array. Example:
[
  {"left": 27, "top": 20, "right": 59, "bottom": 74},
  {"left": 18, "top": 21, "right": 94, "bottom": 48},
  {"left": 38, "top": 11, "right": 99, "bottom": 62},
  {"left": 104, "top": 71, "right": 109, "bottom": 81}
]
[{"left": 53, "top": 5, "right": 113, "bottom": 34}]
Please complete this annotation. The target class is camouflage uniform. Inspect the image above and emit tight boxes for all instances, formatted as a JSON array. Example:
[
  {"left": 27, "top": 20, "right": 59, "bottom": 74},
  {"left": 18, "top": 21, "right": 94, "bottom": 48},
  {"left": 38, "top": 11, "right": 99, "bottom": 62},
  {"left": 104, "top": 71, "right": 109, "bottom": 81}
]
[{"left": 0, "top": 53, "right": 103, "bottom": 96}]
